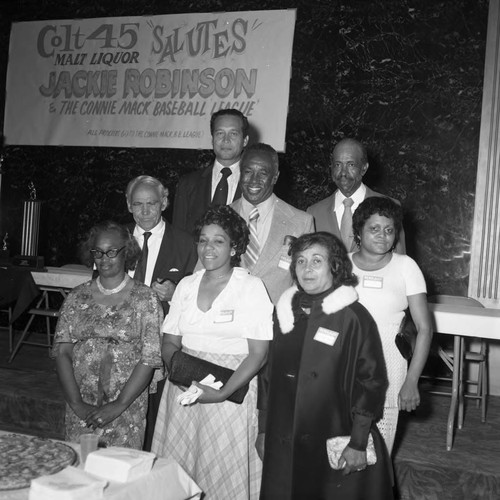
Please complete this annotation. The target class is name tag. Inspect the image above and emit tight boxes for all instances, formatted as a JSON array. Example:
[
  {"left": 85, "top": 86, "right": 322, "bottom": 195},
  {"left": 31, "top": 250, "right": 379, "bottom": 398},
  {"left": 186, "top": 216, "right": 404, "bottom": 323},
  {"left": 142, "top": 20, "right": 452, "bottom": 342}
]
[
  {"left": 313, "top": 327, "right": 339, "bottom": 346},
  {"left": 214, "top": 310, "right": 234, "bottom": 323},
  {"left": 363, "top": 276, "right": 383, "bottom": 289},
  {"left": 278, "top": 254, "right": 292, "bottom": 270}
]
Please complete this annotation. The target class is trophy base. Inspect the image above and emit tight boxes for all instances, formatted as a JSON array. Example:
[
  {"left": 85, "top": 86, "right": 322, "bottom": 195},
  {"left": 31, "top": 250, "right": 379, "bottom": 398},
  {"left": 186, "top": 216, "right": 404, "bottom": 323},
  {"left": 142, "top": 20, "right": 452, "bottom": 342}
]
[{"left": 12, "top": 255, "right": 45, "bottom": 270}]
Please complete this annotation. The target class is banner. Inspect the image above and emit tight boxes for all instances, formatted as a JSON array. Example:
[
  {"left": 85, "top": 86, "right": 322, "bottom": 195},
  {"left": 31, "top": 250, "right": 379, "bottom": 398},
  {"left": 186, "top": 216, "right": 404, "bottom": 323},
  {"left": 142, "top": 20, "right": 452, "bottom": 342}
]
[{"left": 3, "top": 10, "right": 296, "bottom": 150}]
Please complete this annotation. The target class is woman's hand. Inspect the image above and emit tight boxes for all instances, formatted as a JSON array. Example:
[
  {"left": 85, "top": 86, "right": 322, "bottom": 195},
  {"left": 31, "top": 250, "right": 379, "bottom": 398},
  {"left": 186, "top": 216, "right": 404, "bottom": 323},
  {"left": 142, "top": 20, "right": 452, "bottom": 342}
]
[
  {"left": 192, "top": 382, "right": 225, "bottom": 404},
  {"left": 85, "top": 400, "right": 128, "bottom": 429},
  {"left": 338, "top": 446, "right": 368, "bottom": 476},
  {"left": 398, "top": 379, "right": 420, "bottom": 412},
  {"left": 71, "top": 401, "right": 99, "bottom": 422}
]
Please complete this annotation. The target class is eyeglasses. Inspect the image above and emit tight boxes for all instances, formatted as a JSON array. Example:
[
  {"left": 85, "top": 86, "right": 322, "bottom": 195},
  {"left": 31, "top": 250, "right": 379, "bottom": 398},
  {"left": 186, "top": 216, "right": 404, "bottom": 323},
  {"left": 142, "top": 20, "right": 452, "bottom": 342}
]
[{"left": 90, "top": 247, "right": 125, "bottom": 259}]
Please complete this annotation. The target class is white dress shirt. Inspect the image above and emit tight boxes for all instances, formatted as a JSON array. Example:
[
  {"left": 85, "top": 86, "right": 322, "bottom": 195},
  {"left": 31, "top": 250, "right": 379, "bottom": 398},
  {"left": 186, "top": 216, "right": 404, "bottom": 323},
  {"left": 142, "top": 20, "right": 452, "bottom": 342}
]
[
  {"left": 129, "top": 219, "right": 165, "bottom": 286},
  {"left": 240, "top": 193, "right": 276, "bottom": 247},
  {"left": 210, "top": 160, "right": 241, "bottom": 203},
  {"left": 334, "top": 183, "right": 367, "bottom": 227}
]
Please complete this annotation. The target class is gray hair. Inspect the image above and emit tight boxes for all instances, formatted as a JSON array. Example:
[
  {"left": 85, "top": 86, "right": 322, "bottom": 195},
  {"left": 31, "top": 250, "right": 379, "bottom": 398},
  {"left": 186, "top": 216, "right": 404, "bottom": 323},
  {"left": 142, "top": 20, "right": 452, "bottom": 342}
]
[{"left": 125, "top": 175, "right": 169, "bottom": 205}]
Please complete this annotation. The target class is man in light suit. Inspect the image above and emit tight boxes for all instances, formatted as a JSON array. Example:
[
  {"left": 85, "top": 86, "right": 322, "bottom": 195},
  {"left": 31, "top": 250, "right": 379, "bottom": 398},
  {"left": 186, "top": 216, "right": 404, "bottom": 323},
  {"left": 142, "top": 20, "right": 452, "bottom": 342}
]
[
  {"left": 172, "top": 108, "right": 249, "bottom": 234},
  {"left": 307, "top": 138, "right": 405, "bottom": 253},
  {"left": 231, "top": 143, "right": 314, "bottom": 305},
  {"left": 126, "top": 175, "right": 196, "bottom": 451}
]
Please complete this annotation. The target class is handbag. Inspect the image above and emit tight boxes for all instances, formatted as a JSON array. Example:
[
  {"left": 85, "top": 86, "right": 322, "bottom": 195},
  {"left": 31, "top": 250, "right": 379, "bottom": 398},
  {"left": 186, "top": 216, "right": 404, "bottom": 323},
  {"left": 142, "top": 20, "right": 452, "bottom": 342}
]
[
  {"left": 326, "top": 434, "right": 377, "bottom": 470},
  {"left": 168, "top": 350, "right": 249, "bottom": 404},
  {"left": 395, "top": 309, "right": 417, "bottom": 360}
]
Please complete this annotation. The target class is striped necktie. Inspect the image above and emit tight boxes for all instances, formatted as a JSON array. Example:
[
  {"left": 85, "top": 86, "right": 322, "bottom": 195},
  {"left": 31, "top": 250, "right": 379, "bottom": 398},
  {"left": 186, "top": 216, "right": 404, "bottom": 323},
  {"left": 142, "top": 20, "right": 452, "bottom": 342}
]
[{"left": 244, "top": 207, "right": 260, "bottom": 270}]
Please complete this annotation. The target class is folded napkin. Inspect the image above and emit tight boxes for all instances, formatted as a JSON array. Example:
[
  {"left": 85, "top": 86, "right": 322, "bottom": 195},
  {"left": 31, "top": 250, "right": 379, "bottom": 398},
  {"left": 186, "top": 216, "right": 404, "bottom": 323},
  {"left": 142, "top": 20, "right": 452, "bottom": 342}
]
[
  {"left": 176, "top": 374, "right": 223, "bottom": 405},
  {"left": 84, "top": 447, "right": 155, "bottom": 483},
  {"left": 29, "top": 466, "right": 107, "bottom": 500}
]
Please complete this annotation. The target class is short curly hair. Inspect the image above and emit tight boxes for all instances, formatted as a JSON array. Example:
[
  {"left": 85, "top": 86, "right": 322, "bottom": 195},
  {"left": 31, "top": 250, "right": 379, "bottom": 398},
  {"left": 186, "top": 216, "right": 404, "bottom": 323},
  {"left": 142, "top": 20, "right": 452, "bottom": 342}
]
[
  {"left": 352, "top": 196, "right": 403, "bottom": 250},
  {"left": 289, "top": 232, "right": 358, "bottom": 290},
  {"left": 194, "top": 205, "right": 249, "bottom": 267},
  {"left": 79, "top": 221, "right": 141, "bottom": 271}
]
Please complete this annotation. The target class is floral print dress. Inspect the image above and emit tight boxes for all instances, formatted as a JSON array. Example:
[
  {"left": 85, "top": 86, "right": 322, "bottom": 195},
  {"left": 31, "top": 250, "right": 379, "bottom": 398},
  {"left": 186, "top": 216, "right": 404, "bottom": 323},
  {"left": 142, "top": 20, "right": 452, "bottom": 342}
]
[{"left": 52, "top": 280, "right": 163, "bottom": 449}]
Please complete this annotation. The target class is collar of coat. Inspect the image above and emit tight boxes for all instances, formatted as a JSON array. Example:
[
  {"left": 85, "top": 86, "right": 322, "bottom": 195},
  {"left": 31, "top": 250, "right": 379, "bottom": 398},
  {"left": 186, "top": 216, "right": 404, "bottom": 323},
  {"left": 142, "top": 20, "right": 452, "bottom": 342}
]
[{"left": 276, "top": 285, "right": 358, "bottom": 334}]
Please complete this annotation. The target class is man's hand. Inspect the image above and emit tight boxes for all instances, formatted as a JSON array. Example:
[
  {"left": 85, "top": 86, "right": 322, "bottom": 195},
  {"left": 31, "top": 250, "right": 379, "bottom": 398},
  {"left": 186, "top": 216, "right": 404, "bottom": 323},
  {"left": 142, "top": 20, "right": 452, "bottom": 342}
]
[{"left": 151, "top": 279, "right": 176, "bottom": 302}]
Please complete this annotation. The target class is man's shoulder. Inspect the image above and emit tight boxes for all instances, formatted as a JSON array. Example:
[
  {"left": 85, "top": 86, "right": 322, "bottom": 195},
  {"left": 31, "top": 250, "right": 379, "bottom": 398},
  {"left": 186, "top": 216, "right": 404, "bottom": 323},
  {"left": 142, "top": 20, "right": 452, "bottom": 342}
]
[
  {"left": 177, "top": 163, "right": 213, "bottom": 187},
  {"left": 275, "top": 197, "right": 313, "bottom": 223},
  {"left": 164, "top": 220, "right": 194, "bottom": 243},
  {"left": 306, "top": 193, "right": 335, "bottom": 214},
  {"left": 365, "top": 187, "right": 401, "bottom": 205}
]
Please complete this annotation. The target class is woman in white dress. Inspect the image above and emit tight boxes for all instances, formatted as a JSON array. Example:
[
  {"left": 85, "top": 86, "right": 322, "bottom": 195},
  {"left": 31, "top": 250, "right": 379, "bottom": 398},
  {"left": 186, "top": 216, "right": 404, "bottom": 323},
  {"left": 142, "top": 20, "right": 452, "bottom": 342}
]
[
  {"left": 350, "top": 197, "right": 432, "bottom": 454},
  {"left": 151, "top": 205, "right": 273, "bottom": 499}
]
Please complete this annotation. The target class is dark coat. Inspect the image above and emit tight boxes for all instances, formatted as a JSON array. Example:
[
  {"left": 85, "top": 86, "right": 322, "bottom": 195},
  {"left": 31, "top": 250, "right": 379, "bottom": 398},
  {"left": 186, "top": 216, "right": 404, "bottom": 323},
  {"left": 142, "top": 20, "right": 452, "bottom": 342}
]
[
  {"left": 172, "top": 164, "right": 242, "bottom": 235},
  {"left": 260, "top": 285, "right": 394, "bottom": 500},
  {"left": 129, "top": 220, "right": 197, "bottom": 314}
]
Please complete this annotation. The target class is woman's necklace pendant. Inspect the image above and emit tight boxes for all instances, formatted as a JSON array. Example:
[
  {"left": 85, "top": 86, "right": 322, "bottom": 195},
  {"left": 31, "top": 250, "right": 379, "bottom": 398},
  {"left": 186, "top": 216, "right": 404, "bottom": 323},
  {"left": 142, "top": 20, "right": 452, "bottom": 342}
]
[{"left": 96, "top": 274, "right": 130, "bottom": 295}]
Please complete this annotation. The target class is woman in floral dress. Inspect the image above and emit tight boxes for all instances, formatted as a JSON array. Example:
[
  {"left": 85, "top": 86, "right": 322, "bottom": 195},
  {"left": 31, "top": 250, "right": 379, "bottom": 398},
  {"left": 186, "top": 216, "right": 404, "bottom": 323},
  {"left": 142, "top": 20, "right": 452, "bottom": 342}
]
[{"left": 53, "top": 221, "right": 163, "bottom": 449}]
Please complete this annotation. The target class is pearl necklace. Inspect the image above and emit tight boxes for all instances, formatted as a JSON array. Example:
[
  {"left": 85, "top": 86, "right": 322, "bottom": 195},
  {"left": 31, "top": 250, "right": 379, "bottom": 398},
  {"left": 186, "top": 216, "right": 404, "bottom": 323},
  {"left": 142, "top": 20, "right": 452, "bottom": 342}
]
[{"left": 96, "top": 274, "right": 130, "bottom": 295}]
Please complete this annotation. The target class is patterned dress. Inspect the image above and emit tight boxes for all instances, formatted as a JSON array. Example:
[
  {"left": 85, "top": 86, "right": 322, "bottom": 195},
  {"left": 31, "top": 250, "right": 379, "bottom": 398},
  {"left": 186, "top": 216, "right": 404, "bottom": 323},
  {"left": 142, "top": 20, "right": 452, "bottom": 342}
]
[
  {"left": 52, "top": 280, "right": 163, "bottom": 449},
  {"left": 152, "top": 268, "right": 273, "bottom": 500},
  {"left": 350, "top": 252, "right": 427, "bottom": 453}
]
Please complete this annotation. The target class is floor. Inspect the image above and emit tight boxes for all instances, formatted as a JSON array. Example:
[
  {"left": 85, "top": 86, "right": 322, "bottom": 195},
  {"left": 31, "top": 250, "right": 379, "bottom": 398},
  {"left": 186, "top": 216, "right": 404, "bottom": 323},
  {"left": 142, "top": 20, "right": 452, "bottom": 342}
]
[{"left": 1, "top": 326, "right": 499, "bottom": 499}]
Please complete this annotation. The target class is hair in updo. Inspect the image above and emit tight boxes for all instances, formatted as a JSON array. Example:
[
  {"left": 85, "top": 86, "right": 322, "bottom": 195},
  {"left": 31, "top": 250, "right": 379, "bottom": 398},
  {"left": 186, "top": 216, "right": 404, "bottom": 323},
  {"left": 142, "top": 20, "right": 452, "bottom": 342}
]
[{"left": 194, "top": 205, "right": 250, "bottom": 267}]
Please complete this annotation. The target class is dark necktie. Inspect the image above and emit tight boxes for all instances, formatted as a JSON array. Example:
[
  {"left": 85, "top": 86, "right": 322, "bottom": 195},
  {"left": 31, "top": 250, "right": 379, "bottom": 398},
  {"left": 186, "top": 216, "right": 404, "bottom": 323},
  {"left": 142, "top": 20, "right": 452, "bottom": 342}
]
[
  {"left": 211, "top": 167, "right": 232, "bottom": 206},
  {"left": 340, "top": 198, "right": 354, "bottom": 249},
  {"left": 134, "top": 231, "right": 151, "bottom": 284}
]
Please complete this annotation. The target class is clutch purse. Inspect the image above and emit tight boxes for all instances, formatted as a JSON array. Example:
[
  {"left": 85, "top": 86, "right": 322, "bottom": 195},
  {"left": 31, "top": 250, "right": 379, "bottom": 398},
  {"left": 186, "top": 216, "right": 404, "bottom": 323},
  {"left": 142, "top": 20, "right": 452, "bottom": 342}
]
[
  {"left": 326, "top": 434, "right": 377, "bottom": 470},
  {"left": 168, "top": 350, "right": 249, "bottom": 404},
  {"left": 395, "top": 309, "right": 417, "bottom": 360}
]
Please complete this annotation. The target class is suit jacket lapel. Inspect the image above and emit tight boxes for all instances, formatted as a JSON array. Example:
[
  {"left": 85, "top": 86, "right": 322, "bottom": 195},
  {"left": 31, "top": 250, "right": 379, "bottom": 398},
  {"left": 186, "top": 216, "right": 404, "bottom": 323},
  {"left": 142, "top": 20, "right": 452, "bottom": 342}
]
[{"left": 253, "top": 201, "right": 289, "bottom": 275}]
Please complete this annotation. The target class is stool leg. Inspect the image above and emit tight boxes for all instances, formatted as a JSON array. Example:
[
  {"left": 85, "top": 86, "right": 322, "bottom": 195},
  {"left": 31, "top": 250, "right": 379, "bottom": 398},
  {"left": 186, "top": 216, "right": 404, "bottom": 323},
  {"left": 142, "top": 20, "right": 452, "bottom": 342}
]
[
  {"left": 8, "top": 313, "right": 36, "bottom": 363},
  {"left": 481, "top": 359, "right": 487, "bottom": 423}
]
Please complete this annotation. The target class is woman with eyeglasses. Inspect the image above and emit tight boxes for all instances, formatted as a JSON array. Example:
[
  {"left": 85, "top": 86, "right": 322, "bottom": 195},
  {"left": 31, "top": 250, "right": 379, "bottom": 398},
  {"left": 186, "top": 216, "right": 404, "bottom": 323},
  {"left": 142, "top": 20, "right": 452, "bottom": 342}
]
[{"left": 52, "top": 221, "right": 163, "bottom": 449}]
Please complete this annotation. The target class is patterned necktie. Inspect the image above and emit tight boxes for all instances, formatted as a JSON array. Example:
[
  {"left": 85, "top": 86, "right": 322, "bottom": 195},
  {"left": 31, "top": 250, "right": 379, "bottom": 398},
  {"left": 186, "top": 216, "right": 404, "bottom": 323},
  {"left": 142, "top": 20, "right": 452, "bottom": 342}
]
[
  {"left": 211, "top": 167, "right": 232, "bottom": 206},
  {"left": 244, "top": 208, "right": 260, "bottom": 270},
  {"left": 340, "top": 198, "right": 354, "bottom": 249},
  {"left": 134, "top": 231, "right": 151, "bottom": 283}
]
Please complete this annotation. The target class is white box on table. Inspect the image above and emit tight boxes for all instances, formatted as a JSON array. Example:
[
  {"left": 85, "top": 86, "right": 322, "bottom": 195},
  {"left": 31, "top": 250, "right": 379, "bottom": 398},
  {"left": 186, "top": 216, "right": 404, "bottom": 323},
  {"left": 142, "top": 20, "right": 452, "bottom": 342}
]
[{"left": 84, "top": 447, "right": 156, "bottom": 483}]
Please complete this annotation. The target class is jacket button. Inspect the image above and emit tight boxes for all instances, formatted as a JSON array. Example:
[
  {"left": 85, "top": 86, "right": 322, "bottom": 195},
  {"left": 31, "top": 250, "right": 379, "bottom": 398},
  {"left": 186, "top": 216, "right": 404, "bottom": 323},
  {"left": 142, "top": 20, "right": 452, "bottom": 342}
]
[{"left": 310, "top": 371, "right": 318, "bottom": 378}]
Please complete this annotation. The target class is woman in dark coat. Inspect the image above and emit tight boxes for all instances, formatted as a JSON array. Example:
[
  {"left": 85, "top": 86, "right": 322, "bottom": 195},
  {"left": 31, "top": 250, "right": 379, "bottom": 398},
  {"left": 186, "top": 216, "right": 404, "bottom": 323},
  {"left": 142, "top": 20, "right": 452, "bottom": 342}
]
[{"left": 259, "top": 232, "right": 394, "bottom": 500}]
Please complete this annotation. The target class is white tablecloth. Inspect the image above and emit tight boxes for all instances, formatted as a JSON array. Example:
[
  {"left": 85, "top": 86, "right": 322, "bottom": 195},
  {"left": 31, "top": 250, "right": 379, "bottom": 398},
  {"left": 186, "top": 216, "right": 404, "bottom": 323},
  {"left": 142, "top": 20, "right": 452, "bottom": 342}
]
[{"left": 0, "top": 432, "right": 202, "bottom": 500}]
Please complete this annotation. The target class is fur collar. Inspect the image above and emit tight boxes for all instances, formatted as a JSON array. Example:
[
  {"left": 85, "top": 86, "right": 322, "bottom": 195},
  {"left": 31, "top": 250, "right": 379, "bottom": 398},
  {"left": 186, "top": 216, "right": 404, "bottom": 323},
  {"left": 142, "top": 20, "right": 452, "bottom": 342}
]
[{"left": 276, "top": 285, "right": 358, "bottom": 334}]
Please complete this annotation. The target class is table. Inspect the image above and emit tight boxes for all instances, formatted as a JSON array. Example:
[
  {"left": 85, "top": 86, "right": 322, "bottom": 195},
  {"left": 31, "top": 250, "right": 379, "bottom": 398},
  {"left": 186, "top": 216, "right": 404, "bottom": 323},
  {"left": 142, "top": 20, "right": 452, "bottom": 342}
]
[
  {"left": 7, "top": 266, "right": 92, "bottom": 362},
  {"left": 0, "top": 431, "right": 202, "bottom": 500},
  {"left": 429, "top": 303, "right": 500, "bottom": 450}
]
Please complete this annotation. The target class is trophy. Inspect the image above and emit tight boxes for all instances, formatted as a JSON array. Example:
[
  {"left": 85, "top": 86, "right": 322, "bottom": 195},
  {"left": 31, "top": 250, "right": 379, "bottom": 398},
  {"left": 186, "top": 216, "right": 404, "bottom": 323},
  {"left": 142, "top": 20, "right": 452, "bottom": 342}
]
[{"left": 13, "top": 182, "right": 45, "bottom": 269}]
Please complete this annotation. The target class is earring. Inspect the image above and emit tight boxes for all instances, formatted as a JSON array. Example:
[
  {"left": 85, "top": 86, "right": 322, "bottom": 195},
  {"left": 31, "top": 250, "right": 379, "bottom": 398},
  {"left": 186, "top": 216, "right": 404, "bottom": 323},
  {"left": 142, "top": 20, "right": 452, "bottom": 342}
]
[{"left": 231, "top": 249, "right": 236, "bottom": 256}]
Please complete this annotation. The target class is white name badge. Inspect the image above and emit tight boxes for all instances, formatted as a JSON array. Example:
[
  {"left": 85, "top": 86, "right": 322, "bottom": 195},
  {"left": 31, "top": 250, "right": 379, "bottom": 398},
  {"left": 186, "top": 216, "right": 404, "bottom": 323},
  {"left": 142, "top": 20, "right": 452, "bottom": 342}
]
[
  {"left": 278, "top": 254, "right": 292, "bottom": 270},
  {"left": 363, "top": 276, "right": 384, "bottom": 289},
  {"left": 313, "top": 327, "right": 339, "bottom": 346},
  {"left": 214, "top": 310, "right": 234, "bottom": 323}
]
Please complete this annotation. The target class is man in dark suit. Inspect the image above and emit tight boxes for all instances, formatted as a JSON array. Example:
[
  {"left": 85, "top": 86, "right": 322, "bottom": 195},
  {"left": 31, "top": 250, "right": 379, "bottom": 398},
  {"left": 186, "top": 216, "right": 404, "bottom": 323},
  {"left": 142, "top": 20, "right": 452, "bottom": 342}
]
[
  {"left": 126, "top": 175, "right": 196, "bottom": 451},
  {"left": 126, "top": 175, "right": 197, "bottom": 311},
  {"left": 172, "top": 108, "right": 249, "bottom": 234},
  {"left": 307, "top": 138, "right": 405, "bottom": 253}
]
